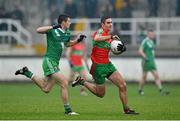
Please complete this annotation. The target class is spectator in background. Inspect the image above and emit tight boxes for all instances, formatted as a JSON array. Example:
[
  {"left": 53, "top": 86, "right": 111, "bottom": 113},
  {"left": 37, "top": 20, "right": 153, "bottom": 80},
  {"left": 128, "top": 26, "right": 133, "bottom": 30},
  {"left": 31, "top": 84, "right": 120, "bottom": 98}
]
[
  {"left": 11, "top": 4, "right": 25, "bottom": 45},
  {"left": 148, "top": 0, "right": 159, "bottom": 17},
  {"left": 47, "top": 0, "right": 63, "bottom": 12},
  {"left": 119, "top": 0, "right": 132, "bottom": 30},
  {"left": 114, "top": 0, "right": 124, "bottom": 17},
  {"left": 104, "top": 4, "right": 116, "bottom": 17},
  {"left": 0, "top": 7, "right": 10, "bottom": 43},
  {"left": 49, "top": 4, "right": 59, "bottom": 25},
  {"left": 0, "top": 7, "right": 10, "bottom": 31},
  {"left": 119, "top": 0, "right": 133, "bottom": 44},
  {"left": 64, "top": 0, "right": 77, "bottom": 18},
  {"left": 0, "top": 7, "right": 10, "bottom": 19},
  {"left": 64, "top": 0, "right": 77, "bottom": 30},
  {"left": 98, "top": 0, "right": 115, "bottom": 17},
  {"left": 176, "top": 0, "right": 180, "bottom": 16},
  {"left": 11, "top": 4, "right": 24, "bottom": 25},
  {"left": 84, "top": 0, "right": 98, "bottom": 18},
  {"left": 84, "top": 0, "right": 98, "bottom": 29},
  {"left": 109, "top": 0, "right": 116, "bottom": 7}
]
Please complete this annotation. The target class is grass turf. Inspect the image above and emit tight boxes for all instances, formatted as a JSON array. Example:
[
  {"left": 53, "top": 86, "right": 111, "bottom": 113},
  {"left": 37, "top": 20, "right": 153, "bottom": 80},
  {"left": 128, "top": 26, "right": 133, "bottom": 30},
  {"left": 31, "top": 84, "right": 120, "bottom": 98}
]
[{"left": 0, "top": 82, "right": 180, "bottom": 120}]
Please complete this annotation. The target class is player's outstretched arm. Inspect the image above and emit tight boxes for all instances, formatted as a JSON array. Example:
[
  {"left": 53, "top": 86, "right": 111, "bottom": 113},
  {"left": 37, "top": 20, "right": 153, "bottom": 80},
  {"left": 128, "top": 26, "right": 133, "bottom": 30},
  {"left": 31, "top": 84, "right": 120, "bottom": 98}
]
[
  {"left": 65, "top": 47, "right": 72, "bottom": 61},
  {"left": 66, "top": 40, "right": 77, "bottom": 47},
  {"left": 66, "top": 35, "right": 86, "bottom": 47},
  {"left": 36, "top": 26, "right": 53, "bottom": 34},
  {"left": 94, "top": 35, "right": 111, "bottom": 41},
  {"left": 94, "top": 34, "right": 120, "bottom": 41}
]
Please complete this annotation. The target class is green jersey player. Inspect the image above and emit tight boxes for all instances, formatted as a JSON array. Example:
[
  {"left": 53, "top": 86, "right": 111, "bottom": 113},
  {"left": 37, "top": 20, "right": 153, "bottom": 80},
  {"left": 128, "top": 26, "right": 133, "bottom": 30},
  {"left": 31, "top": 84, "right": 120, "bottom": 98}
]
[
  {"left": 15, "top": 14, "right": 86, "bottom": 115},
  {"left": 138, "top": 30, "right": 169, "bottom": 95}
]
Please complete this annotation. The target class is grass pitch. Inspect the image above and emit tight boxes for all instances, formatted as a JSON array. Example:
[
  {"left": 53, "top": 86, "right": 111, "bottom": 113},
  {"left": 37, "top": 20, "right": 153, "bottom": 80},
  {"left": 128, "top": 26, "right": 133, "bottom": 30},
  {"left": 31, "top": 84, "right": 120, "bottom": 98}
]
[{"left": 0, "top": 82, "right": 180, "bottom": 120}]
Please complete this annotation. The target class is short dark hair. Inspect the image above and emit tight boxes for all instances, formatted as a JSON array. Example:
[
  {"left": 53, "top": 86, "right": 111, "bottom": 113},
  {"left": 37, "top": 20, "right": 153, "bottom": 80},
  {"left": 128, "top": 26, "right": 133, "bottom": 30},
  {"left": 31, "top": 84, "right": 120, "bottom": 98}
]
[
  {"left": 57, "top": 14, "right": 70, "bottom": 24},
  {"left": 100, "top": 15, "right": 111, "bottom": 24}
]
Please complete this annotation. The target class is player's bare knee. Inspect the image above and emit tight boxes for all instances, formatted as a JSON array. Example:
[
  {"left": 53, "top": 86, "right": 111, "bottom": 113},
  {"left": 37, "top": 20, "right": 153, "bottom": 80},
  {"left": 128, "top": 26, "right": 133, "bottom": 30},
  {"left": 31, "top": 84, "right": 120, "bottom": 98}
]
[
  {"left": 42, "top": 87, "right": 50, "bottom": 93},
  {"left": 97, "top": 93, "right": 105, "bottom": 98},
  {"left": 44, "top": 90, "right": 50, "bottom": 93},
  {"left": 60, "top": 81, "right": 68, "bottom": 89},
  {"left": 119, "top": 82, "right": 127, "bottom": 92},
  {"left": 97, "top": 91, "right": 105, "bottom": 98},
  {"left": 155, "top": 79, "right": 161, "bottom": 84},
  {"left": 155, "top": 76, "right": 160, "bottom": 81}
]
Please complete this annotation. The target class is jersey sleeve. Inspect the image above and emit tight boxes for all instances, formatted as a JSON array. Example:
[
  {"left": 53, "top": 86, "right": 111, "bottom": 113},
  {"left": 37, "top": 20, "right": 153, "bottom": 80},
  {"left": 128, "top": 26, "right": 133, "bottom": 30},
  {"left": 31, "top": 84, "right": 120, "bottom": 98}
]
[
  {"left": 93, "top": 29, "right": 103, "bottom": 39},
  {"left": 139, "top": 39, "right": 146, "bottom": 51}
]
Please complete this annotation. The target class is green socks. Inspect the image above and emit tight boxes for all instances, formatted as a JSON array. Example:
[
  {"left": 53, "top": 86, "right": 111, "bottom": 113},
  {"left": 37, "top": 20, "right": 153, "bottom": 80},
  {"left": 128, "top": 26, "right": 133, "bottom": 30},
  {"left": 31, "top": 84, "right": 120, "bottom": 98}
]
[
  {"left": 80, "top": 80, "right": 85, "bottom": 85},
  {"left": 24, "top": 71, "right": 33, "bottom": 79},
  {"left": 123, "top": 104, "right": 129, "bottom": 110},
  {"left": 64, "top": 104, "right": 72, "bottom": 114}
]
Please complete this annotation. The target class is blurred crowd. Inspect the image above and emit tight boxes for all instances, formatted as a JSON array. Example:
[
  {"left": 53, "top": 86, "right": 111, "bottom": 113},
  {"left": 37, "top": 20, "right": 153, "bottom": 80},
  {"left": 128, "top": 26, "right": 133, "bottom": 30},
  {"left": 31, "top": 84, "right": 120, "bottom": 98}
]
[
  {"left": 0, "top": 0, "right": 180, "bottom": 25},
  {"left": 0, "top": 4, "right": 25, "bottom": 25},
  {"left": 47, "top": 0, "right": 180, "bottom": 24},
  {"left": 0, "top": 3, "right": 25, "bottom": 44},
  {"left": 0, "top": 0, "right": 180, "bottom": 54},
  {"left": 46, "top": 0, "right": 134, "bottom": 25}
]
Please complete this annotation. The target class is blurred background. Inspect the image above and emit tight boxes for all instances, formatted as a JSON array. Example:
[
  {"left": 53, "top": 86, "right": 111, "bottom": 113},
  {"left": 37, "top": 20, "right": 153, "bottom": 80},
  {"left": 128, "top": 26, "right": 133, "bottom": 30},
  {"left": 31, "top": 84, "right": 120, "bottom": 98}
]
[{"left": 0, "top": 0, "right": 180, "bottom": 82}]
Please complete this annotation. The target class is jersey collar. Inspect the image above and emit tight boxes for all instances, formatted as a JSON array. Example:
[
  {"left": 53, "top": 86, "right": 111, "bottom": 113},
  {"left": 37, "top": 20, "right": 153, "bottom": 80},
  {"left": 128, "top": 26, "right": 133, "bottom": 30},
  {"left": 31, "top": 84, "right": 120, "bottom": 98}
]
[
  {"left": 58, "top": 28, "right": 65, "bottom": 33},
  {"left": 101, "top": 27, "right": 110, "bottom": 34},
  {"left": 147, "top": 37, "right": 153, "bottom": 41}
]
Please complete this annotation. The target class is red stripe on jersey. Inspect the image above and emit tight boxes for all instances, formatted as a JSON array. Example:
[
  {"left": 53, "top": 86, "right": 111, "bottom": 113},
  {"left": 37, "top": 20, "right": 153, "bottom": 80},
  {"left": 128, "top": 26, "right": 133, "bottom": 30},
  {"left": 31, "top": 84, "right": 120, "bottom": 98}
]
[
  {"left": 70, "top": 55, "right": 83, "bottom": 66},
  {"left": 71, "top": 43, "right": 85, "bottom": 51},
  {"left": 70, "top": 43, "right": 85, "bottom": 66},
  {"left": 91, "top": 28, "right": 111, "bottom": 64},
  {"left": 91, "top": 46, "right": 110, "bottom": 64}
]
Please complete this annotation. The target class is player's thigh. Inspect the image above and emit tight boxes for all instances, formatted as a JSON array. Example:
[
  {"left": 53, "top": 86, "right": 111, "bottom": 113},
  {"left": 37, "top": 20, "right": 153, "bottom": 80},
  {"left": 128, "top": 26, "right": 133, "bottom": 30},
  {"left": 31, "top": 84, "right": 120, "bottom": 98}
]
[
  {"left": 108, "top": 71, "right": 126, "bottom": 87},
  {"left": 43, "top": 76, "right": 56, "bottom": 90}
]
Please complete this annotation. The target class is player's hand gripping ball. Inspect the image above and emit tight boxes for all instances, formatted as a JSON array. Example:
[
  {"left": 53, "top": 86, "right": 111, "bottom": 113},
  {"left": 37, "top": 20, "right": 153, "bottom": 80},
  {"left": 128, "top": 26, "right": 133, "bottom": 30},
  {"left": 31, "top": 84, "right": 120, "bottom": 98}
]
[{"left": 110, "top": 40, "right": 126, "bottom": 55}]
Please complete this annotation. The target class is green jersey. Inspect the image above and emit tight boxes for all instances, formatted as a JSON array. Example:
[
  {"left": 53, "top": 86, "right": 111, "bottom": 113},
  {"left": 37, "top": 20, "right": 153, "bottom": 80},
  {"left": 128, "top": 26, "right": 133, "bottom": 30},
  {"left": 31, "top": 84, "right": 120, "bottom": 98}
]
[
  {"left": 140, "top": 37, "right": 155, "bottom": 61},
  {"left": 140, "top": 37, "right": 157, "bottom": 72},
  {"left": 45, "top": 28, "right": 71, "bottom": 62}
]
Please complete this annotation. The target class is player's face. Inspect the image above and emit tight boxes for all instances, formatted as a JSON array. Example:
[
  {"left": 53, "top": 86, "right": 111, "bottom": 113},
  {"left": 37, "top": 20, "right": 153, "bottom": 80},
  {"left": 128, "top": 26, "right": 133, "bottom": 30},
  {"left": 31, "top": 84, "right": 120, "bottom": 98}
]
[
  {"left": 148, "top": 32, "right": 155, "bottom": 40},
  {"left": 102, "top": 18, "right": 113, "bottom": 30},
  {"left": 64, "top": 17, "right": 71, "bottom": 29}
]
